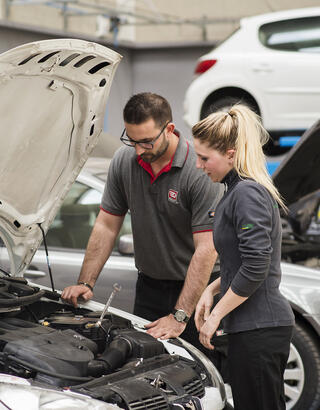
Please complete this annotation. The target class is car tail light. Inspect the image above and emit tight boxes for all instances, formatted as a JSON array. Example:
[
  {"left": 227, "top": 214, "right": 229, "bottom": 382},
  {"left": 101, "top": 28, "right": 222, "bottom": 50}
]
[{"left": 195, "top": 59, "right": 217, "bottom": 74}]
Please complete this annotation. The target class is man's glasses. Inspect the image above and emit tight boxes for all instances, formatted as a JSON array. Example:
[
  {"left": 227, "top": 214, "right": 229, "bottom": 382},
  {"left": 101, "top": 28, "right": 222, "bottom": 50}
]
[{"left": 120, "top": 122, "right": 169, "bottom": 150}]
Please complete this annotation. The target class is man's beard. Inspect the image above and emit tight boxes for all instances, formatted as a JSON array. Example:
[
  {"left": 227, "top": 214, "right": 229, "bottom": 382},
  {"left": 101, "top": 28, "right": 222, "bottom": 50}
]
[{"left": 140, "top": 139, "right": 169, "bottom": 163}]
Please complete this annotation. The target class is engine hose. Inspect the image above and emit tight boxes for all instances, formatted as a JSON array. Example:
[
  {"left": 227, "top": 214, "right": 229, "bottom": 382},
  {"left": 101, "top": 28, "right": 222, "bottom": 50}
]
[
  {"left": 88, "top": 336, "right": 131, "bottom": 377},
  {"left": 0, "top": 290, "right": 46, "bottom": 307}
]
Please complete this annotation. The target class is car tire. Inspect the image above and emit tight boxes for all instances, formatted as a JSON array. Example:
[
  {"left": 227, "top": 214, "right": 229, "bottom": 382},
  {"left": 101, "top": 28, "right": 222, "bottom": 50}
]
[
  {"left": 201, "top": 96, "right": 290, "bottom": 156},
  {"left": 285, "top": 322, "right": 320, "bottom": 410},
  {"left": 201, "top": 96, "right": 257, "bottom": 119}
]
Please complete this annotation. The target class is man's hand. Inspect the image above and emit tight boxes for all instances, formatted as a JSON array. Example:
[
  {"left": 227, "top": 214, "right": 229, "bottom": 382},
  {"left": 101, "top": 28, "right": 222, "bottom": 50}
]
[
  {"left": 145, "top": 314, "right": 186, "bottom": 340},
  {"left": 61, "top": 285, "right": 93, "bottom": 308},
  {"left": 61, "top": 210, "right": 124, "bottom": 308}
]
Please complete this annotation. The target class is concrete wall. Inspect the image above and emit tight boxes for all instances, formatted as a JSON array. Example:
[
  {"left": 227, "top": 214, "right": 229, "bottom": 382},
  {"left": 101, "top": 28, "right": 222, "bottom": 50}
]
[
  {"left": 0, "top": 25, "right": 210, "bottom": 155},
  {"left": 132, "top": 46, "right": 212, "bottom": 138},
  {"left": 3, "top": 0, "right": 320, "bottom": 44}
]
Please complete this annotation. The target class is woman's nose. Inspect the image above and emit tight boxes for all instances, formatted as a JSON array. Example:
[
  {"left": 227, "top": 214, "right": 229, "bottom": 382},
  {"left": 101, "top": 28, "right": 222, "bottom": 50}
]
[{"left": 196, "top": 157, "right": 203, "bottom": 169}]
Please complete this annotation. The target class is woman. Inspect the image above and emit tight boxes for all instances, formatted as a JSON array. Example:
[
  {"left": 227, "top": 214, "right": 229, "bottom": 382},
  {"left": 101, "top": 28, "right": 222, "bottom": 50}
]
[{"left": 193, "top": 105, "right": 295, "bottom": 410}]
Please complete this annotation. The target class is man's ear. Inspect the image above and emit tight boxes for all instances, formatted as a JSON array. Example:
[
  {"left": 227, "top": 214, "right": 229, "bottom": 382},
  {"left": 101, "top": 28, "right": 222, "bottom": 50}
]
[{"left": 167, "top": 122, "right": 175, "bottom": 133}]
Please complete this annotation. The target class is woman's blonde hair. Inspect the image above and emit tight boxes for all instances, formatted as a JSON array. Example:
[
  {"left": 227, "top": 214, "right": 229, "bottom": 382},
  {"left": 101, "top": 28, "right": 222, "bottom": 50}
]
[{"left": 192, "top": 104, "right": 286, "bottom": 210}]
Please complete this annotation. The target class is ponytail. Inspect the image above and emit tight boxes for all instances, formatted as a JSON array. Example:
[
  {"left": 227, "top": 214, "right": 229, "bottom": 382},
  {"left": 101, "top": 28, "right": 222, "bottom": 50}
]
[{"left": 192, "top": 104, "right": 287, "bottom": 210}]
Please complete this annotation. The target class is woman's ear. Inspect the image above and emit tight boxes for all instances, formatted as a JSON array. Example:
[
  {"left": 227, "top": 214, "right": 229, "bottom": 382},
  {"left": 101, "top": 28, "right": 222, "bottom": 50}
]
[{"left": 227, "top": 149, "right": 236, "bottom": 161}]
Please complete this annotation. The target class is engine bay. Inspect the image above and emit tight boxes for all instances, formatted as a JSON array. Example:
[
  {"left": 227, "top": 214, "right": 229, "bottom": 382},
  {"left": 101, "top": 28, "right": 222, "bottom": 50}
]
[
  {"left": 281, "top": 189, "right": 320, "bottom": 268},
  {"left": 0, "top": 277, "right": 210, "bottom": 409}
]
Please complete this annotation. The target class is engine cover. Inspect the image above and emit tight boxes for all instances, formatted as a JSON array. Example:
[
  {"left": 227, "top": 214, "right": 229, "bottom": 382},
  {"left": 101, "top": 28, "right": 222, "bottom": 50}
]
[{"left": 0, "top": 318, "right": 96, "bottom": 386}]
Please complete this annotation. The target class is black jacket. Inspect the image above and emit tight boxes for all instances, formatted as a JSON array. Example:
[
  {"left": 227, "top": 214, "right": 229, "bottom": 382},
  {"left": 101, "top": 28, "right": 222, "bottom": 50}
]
[{"left": 213, "top": 170, "right": 295, "bottom": 333}]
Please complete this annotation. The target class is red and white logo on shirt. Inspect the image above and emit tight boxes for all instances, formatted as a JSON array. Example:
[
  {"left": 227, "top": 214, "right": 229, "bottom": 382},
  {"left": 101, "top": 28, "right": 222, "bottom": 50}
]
[{"left": 168, "top": 189, "right": 178, "bottom": 203}]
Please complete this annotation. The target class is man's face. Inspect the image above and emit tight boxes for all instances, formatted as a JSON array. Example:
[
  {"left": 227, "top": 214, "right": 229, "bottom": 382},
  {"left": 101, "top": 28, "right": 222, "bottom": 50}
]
[{"left": 124, "top": 118, "right": 169, "bottom": 163}]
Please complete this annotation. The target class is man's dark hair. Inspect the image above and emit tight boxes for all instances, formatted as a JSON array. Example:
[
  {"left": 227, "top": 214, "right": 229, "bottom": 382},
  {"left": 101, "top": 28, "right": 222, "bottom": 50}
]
[{"left": 123, "top": 92, "right": 172, "bottom": 127}]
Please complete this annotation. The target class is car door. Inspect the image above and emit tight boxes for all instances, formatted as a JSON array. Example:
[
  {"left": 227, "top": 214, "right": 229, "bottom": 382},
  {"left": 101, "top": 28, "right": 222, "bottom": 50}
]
[
  {"left": 246, "top": 15, "right": 320, "bottom": 132},
  {"left": 23, "top": 178, "right": 137, "bottom": 312}
]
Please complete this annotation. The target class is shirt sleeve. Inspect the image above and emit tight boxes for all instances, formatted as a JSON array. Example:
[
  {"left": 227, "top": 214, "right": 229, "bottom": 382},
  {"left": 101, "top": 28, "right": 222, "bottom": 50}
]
[
  {"left": 100, "top": 149, "right": 128, "bottom": 216},
  {"left": 190, "top": 173, "right": 224, "bottom": 233},
  {"left": 230, "top": 182, "right": 274, "bottom": 297}
]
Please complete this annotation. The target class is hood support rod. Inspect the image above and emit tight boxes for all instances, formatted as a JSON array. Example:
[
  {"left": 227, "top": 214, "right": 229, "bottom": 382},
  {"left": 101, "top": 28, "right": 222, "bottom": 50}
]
[{"left": 38, "top": 223, "right": 55, "bottom": 293}]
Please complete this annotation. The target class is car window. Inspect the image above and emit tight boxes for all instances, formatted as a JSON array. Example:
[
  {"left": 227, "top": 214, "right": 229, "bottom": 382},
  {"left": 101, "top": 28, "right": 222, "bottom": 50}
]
[
  {"left": 45, "top": 181, "right": 132, "bottom": 251},
  {"left": 259, "top": 16, "right": 320, "bottom": 53}
]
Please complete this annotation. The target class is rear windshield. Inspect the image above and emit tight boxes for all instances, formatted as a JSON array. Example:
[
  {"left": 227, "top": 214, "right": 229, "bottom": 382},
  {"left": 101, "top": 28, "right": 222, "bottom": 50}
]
[{"left": 259, "top": 16, "right": 320, "bottom": 53}]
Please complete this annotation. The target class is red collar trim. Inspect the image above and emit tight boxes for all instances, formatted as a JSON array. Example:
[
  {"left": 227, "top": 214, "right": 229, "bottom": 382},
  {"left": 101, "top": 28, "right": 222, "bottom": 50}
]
[{"left": 138, "top": 155, "right": 174, "bottom": 184}]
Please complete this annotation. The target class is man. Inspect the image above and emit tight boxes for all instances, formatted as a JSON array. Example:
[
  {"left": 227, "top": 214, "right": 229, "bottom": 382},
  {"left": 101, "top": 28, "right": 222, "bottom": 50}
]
[{"left": 62, "top": 92, "right": 223, "bottom": 347}]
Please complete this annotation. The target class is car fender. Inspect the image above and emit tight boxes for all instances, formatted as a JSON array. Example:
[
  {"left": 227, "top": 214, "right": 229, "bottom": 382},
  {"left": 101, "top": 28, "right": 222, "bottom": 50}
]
[
  {"left": 184, "top": 70, "right": 265, "bottom": 126},
  {"left": 280, "top": 262, "right": 320, "bottom": 336}
]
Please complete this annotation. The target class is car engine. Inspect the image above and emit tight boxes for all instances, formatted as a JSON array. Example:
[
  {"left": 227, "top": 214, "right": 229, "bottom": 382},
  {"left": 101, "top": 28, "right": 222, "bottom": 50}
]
[{"left": 0, "top": 277, "right": 213, "bottom": 409}]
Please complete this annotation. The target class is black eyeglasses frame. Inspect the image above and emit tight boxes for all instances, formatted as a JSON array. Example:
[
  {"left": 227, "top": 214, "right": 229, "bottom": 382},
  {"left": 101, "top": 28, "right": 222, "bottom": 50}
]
[{"left": 120, "top": 121, "right": 170, "bottom": 150}]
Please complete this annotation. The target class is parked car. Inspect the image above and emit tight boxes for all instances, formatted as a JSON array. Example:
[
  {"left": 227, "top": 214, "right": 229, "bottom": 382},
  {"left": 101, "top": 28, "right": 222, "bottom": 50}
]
[
  {"left": 183, "top": 7, "right": 320, "bottom": 152},
  {"left": 27, "top": 157, "right": 136, "bottom": 312},
  {"left": 0, "top": 39, "right": 227, "bottom": 409}
]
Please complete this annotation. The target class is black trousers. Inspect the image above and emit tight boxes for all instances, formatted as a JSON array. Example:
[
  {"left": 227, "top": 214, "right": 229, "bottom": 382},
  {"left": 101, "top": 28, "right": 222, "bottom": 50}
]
[
  {"left": 227, "top": 326, "right": 293, "bottom": 410},
  {"left": 133, "top": 272, "right": 228, "bottom": 376}
]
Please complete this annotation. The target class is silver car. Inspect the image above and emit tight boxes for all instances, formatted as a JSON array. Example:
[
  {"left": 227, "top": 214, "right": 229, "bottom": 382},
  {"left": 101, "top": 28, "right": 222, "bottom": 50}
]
[
  {"left": 23, "top": 157, "right": 137, "bottom": 313},
  {"left": 17, "top": 122, "right": 320, "bottom": 410}
]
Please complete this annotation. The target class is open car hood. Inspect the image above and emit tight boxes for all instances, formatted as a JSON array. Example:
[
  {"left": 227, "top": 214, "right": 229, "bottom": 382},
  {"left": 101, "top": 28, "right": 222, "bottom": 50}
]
[
  {"left": 273, "top": 119, "right": 320, "bottom": 206},
  {"left": 0, "top": 39, "right": 121, "bottom": 277}
]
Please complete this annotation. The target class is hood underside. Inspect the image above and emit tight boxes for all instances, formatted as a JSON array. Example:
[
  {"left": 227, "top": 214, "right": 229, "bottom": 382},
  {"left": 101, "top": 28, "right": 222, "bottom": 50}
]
[
  {"left": 273, "top": 119, "right": 320, "bottom": 206},
  {"left": 0, "top": 39, "right": 121, "bottom": 277}
]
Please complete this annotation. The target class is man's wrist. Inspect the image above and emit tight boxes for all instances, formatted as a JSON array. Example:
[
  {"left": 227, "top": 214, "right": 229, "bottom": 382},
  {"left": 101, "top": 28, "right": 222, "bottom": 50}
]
[
  {"left": 77, "top": 281, "right": 94, "bottom": 292},
  {"left": 171, "top": 308, "right": 190, "bottom": 323}
]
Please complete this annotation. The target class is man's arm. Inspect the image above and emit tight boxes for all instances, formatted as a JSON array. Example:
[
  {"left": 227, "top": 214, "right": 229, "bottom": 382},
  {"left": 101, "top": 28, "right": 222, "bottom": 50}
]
[
  {"left": 175, "top": 231, "right": 217, "bottom": 315},
  {"left": 61, "top": 209, "right": 124, "bottom": 307},
  {"left": 146, "top": 231, "right": 217, "bottom": 339}
]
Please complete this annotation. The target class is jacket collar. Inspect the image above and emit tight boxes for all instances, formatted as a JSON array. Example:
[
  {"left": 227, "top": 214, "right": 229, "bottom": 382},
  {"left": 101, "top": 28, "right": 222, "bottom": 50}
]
[{"left": 221, "top": 168, "right": 240, "bottom": 190}]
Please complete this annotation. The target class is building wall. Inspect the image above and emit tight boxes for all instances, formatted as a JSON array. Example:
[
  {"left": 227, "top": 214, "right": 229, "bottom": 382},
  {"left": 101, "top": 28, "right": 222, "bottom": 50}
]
[
  {"left": 2, "top": 0, "right": 320, "bottom": 45},
  {"left": 132, "top": 46, "right": 212, "bottom": 138}
]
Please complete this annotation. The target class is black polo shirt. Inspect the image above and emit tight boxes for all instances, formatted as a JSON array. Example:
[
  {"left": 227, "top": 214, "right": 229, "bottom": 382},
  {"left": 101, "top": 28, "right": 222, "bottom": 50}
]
[{"left": 101, "top": 135, "right": 223, "bottom": 280}]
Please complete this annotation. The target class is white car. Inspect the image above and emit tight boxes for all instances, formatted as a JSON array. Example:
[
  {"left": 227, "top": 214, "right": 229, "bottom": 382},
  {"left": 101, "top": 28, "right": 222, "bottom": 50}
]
[
  {"left": 183, "top": 8, "right": 320, "bottom": 150},
  {"left": 0, "top": 40, "right": 227, "bottom": 409}
]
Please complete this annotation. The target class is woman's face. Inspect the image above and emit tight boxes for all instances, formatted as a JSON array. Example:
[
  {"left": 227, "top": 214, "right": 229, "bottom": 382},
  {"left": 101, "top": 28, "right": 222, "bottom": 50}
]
[{"left": 194, "top": 139, "right": 235, "bottom": 183}]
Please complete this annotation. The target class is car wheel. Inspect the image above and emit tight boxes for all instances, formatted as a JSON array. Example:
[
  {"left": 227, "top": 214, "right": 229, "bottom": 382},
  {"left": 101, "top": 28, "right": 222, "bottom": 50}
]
[
  {"left": 201, "top": 96, "right": 258, "bottom": 119},
  {"left": 285, "top": 322, "right": 320, "bottom": 410}
]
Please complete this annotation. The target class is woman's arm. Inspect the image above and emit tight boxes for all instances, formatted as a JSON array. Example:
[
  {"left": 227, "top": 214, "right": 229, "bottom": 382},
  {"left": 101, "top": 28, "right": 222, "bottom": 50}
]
[
  {"left": 199, "top": 183, "right": 275, "bottom": 349},
  {"left": 199, "top": 287, "right": 247, "bottom": 349},
  {"left": 195, "top": 277, "right": 221, "bottom": 331}
]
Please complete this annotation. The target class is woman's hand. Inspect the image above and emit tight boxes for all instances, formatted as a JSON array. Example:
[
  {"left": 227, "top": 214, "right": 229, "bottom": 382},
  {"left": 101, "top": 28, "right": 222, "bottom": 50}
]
[
  {"left": 195, "top": 284, "right": 215, "bottom": 331},
  {"left": 195, "top": 278, "right": 221, "bottom": 331},
  {"left": 198, "top": 287, "right": 248, "bottom": 350},
  {"left": 199, "top": 312, "right": 221, "bottom": 350}
]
